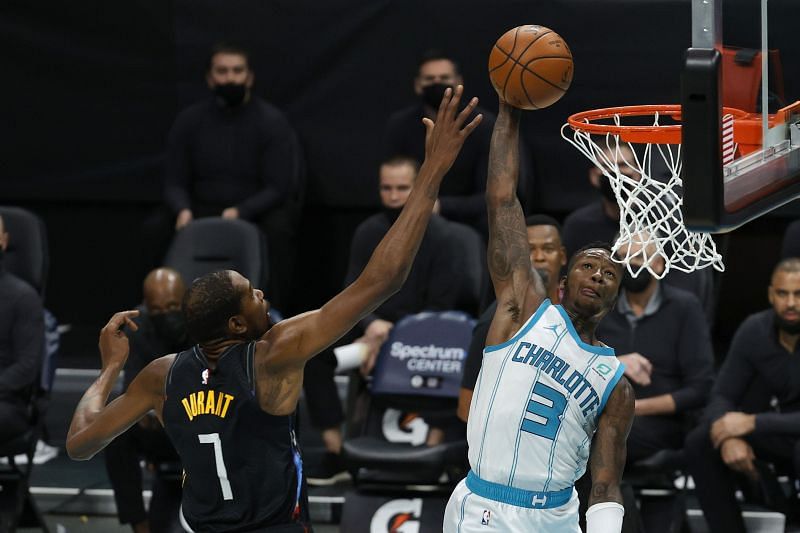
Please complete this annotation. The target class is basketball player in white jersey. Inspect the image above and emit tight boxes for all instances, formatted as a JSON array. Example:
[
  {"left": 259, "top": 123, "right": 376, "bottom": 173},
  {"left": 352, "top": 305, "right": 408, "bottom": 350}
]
[{"left": 443, "top": 99, "right": 635, "bottom": 532}]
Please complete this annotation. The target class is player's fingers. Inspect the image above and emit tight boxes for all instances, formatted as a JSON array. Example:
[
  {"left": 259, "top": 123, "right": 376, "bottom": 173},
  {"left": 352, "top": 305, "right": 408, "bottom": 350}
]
[
  {"left": 123, "top": 316, "right": 139, "bottom": 332},
  {"left": 445, "top": 84, "right": 463, "bottom": 120},
  {"left": 422, "top": 117, "right": 434, "bottom": 135},
  {"left": 422, "top": 117, "right": 435, "bottom": 152},
  {"left": 455, "top": 97, "right": 479, "bottom": 127},
  {"left": 460, "top": 113, "right": 483, "bottom": 137},
  {"left": 104, "top": 310, "right": 139, "bottom": 331},
  {"left": 436, "top": 87, "right": 452, "bottom": 125}
]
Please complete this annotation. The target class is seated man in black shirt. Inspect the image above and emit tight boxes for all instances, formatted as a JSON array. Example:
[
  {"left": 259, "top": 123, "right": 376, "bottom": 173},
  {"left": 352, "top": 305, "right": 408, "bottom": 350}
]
[
  {"left": 597, "top": 232, "right": 714, "bottom": 533},
  {"left": 148, "top": 42, "right": 301, "bottom": 311},
  {"left": 561, "top": 147, "right": 716, "bottom": 322},
  {"left": 104, "top": 268, "right": 187, "bottom": 533},
  {"left": 303, "top": 156, "right": 465, "bottom": 484},
  {"left": 383, "top": 50, "right": 497, "bottom": 236},
  {"left": 458, "top": 214, "right": 566, "bottom": 422},
  {"left": 685, "top": 257, "right": 800, "bottom": 533},
  {"left": 0, "top": 215, "right": 44, "bottom": 446}
]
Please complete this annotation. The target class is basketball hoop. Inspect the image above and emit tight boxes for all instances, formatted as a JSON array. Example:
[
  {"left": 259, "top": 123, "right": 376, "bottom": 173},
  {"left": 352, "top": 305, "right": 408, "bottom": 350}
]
[{"left": 561, "top": 104, "right": 749, "bottom": 278}]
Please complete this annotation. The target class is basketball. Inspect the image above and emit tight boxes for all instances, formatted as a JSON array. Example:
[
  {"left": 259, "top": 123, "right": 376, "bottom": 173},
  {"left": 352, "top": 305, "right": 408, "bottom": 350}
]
[{"left": 488, "top": 25, "right": 573, "bottom": 110}]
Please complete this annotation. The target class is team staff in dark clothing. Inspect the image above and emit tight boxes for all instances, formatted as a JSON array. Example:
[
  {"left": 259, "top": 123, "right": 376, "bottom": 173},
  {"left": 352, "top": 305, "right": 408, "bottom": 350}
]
[
  {"left": 303, "top": 156, "right": 464, "bottom": 484},
  {"left": 66, "top": 86, "right": 484, "bottom": 531},
  {"left": 0, "top": 215, "right": 44, "bottom": 445},
  {"left": 599, "top": 233, "right": 714, "bottom": 463},
  {"left": 458, "top": 214, "right": 566, "bottom": 422},
  {"left": 685, "top": 257, "right": 800, "bottom": 533},
  {"left": 383, "top": 50, "right": 497, "bottom": 235},
  {"left": 152, "top": 43, "right": 301, "bottom": 311},
  {"left": 105, "top": 268, "right": 187, "bottom": 533}
]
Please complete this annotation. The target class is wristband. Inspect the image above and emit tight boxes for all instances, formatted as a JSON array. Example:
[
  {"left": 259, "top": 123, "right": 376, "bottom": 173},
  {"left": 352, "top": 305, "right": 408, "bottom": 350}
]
[{"left": 586, "top": 501, "right": 624, "bottom": 533}]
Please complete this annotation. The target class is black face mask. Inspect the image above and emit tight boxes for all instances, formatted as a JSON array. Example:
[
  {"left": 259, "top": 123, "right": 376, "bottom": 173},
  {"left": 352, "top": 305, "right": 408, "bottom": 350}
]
[
  {"left": 214, "top": 83, "right": 247, "bottom": 107},
  {"left": 621, "top": 270, "right": 652, "bottom": 293},
  {"left": 775, "top": 311, "right": 800, "bottom": 335},
  {"left": 150, "top": 310, "right": 189, "bottom": 351},
  {"left": 421, "top": 83, "right": 452, "bottom": 110}
]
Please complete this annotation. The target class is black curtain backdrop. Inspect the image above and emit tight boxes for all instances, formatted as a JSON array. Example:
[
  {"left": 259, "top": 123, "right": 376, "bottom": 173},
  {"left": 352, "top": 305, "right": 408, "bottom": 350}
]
[
  {"left": 5, "top": 0, "right": 799, "bottom": 208},
  {"left": 2, "top": 0, "right": 799, "bottom": 361}
]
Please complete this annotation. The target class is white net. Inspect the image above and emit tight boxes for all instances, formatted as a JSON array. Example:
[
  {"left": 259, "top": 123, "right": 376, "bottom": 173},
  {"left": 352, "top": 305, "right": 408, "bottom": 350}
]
[{"left": 561, "top": 111, "right": 725, "bottom": 278}]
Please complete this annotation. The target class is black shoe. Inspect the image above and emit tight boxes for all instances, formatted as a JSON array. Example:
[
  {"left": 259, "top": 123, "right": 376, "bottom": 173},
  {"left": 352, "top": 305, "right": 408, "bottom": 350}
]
[{"left": 306, "top": 452, "right": 351, "bottom": 486}]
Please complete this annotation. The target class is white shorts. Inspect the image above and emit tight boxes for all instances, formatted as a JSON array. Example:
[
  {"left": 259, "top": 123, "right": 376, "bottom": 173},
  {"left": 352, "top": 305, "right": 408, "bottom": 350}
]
[{"left": 443, "top": 478, "right": 581, "bottom": 533}]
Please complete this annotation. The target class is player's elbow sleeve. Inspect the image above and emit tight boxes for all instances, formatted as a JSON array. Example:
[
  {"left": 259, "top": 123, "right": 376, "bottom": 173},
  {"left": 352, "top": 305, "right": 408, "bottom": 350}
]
[{"left": 586, "top": 502, "right": 624, "bottom": 533}]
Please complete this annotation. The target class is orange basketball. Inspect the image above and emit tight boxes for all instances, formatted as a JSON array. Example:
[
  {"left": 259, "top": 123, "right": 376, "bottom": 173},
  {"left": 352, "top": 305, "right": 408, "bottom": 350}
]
[{"left": 488, "top": 25, "right": 573, "bottom": 110}]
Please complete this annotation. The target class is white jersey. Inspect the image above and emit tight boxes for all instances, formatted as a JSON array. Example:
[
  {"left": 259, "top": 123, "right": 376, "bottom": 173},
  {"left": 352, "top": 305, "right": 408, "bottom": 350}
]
[{"left": 467, "top": 299, "right": 624, "bottom": 492}]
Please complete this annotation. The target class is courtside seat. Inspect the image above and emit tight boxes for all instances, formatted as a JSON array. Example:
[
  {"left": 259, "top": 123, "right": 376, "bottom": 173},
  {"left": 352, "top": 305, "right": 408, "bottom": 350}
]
[
  {"left": 342, "top": 312, "right": 474, "bottom": 488},
  {"left": 164, "top": 218, "right": 268, "bottom": 288}
]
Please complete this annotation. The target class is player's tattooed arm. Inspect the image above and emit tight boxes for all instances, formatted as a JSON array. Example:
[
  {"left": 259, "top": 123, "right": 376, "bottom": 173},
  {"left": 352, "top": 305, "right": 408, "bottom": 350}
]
[
  {"left": 588, "top": 376, "right": 635, "bottom": 506},
  {"left": 485, "top": 102, "right": 545, "bottom": 345}
]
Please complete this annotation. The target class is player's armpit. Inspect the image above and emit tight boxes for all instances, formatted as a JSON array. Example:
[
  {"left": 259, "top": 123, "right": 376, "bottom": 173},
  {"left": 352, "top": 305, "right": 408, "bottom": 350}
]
[
  {"left": 66, "top": 356, "right": 171, "bottom": 460},
  {"left": 588, "top": 377, "right": 635, "bottom": 508}
]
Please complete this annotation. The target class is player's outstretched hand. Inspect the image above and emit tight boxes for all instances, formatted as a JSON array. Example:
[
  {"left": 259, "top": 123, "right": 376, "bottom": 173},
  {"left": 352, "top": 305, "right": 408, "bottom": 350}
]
[
  {"left": 98, "top": 310, "right": 140, "bottom": 370},
  {"left": 422, "top": 85, "right": 482, "bottom": 175}
]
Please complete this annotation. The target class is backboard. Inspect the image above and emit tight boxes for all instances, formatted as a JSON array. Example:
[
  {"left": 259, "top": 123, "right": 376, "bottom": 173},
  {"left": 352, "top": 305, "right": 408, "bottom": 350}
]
[{"left": 681, "top": 0, "right": 800, "bottom": 232}]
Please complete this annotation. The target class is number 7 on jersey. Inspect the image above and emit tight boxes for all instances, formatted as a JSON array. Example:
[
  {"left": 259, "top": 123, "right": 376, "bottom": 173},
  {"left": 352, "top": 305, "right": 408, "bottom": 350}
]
[{"left": 199, "top": 433, "right": 234, "bottom": 500}]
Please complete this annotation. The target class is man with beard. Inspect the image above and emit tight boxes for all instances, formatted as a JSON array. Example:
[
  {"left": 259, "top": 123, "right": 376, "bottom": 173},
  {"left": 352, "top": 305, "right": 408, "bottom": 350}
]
[
  {"left": 145, "top": 43, "right": 301, "bottom": 311},
  {"left": 685, "top": 257, "right": 800, "bottom": 533},
  {"left": 592, "top": 232, "right": 713, "bottom": 533},
  {"left": 66, "top": 86, "right": 483, "bottom": 532},
  {"left": 303, "top": 155, "right": 466, "bottom": 485},
  {"left": 104, "top": 268, "right": 187, "bottom": 533},
  {"left": 458, "top": 214, "right": 567, "bottom": 422},
  {"left": 383, "top": 50, "right": 498, "bottom": 236}
]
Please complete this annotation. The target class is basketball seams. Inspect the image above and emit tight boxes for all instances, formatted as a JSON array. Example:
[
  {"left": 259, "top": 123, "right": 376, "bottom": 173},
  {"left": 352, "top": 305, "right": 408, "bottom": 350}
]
[
  {"left": 489, "top": 26, "right": 573, "bottom": 109},
  {"left": 488, "top": 26, "right": 522, "bottom": 74},
  {"left": 519, "top": 66, "right": 540, "bottom": 110},
  {"left": 499, "top": 29, "right": 554, "bottom": 104}
]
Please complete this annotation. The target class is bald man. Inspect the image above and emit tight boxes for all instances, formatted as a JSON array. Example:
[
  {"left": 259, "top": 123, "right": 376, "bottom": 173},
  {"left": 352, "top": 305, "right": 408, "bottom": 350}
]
[
  {"left": 0, "top": 215, "right": 44, "bottom": 445},
  {"left": 592, "top": 232, "right": 713, "bottom": 533},
  {"left": 104, "top": 268, "right": 188, "bottom": 533}
]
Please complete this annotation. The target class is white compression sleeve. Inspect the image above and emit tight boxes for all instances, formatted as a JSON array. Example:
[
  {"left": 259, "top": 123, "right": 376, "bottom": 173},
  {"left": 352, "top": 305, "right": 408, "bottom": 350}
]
[{"left": 586, "top": 502, "right": 624, "bottom": 533}]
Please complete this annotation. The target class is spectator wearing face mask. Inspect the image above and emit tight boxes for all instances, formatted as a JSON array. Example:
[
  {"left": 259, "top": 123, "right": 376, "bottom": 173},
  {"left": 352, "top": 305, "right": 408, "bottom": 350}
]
[
  {"left": 143, "top": 42, "right": 302, "bottom": 312},
  {"left": 591, "top": 231, "right": 714, "bottom": 533},
  {"left": 104, "top": 268, "right": 189, "bottom": 533},
  {"left": 383, "top": 50, "right": 498, "bottom": 237}
]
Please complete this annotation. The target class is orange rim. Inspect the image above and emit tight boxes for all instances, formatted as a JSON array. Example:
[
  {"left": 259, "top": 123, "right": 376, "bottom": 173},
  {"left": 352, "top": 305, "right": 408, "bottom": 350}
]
[{"left": 567, "top": 105, "right": 749, "bottom": 144}]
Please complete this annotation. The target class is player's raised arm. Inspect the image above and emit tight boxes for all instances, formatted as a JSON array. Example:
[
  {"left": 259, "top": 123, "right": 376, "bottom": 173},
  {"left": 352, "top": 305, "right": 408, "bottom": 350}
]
[
  {"left": 260, "top": 87, "right": 482, "bottom": 376},
  {"left": 587, "top": 376, "right": 635, "bottom": 532},
  {"left": 485, "top": 101, "right": 545, "bottom": 346},
  {"left": 66, "top": 311, "right": 169, "bottom": 460}
]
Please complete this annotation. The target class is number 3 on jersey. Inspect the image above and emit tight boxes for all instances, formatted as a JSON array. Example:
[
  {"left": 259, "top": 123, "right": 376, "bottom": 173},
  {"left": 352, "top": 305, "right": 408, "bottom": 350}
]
[
  {"left": 520, "top": 382, "right": 567, "bottom": 440},
  {"left": 199, "top": 433, "right": 234, "bottom": 500}
]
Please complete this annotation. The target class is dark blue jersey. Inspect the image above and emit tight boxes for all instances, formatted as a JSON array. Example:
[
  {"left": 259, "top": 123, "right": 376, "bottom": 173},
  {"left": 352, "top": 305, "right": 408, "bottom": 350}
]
[{"left": 163, "top": 342, "right": 307, "bottom": 532}]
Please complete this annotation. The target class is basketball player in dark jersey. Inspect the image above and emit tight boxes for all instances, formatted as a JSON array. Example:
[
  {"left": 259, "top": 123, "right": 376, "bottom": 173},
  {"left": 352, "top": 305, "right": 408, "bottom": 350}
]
[{"left": 65, "top": 86, "right": 482, "bottom": 532}]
